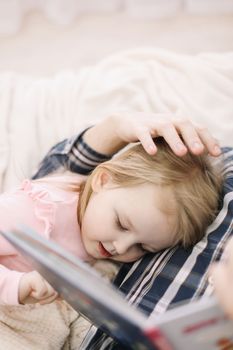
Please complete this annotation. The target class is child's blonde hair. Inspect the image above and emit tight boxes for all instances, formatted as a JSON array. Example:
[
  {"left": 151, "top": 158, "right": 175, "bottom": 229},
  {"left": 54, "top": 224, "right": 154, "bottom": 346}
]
[{"left": 77, "top": 138, "right": 223, "bottom": 248}]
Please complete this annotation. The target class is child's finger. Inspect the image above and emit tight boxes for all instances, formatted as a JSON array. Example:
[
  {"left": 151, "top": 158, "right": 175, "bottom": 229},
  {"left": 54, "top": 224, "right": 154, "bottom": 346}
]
[
  {"left": 44, "top": 281, "right": 57, "bottom": 297},
  {"left": 30, "top": 277, "right": 56, "bottom": 300},
  {"left": 30, "top": 279, "right": 48, "bottom": 299},
  {"left": 38, "top": 283, "right": 58, "bottom": 304},
  {"left": 31, "top": 286, "right": 57, "bottom": 301},
  {"left": 38, "top": 292, "right": 59, "bottom": 305}
]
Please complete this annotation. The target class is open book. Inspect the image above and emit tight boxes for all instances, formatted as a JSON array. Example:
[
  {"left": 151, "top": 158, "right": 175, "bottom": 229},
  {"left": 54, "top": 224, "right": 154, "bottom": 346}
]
[{"left": 1, "top": 226, "right": 233, "bottom": 350}]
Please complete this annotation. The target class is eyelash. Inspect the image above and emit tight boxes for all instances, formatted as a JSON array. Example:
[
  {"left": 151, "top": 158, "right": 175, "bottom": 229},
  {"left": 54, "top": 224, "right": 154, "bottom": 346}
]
[
  {"left": 114, "top": 218, "right": 149, "bottom": 254},
  {"left": 115, "top": 216, "right": 127, "bottom": 231},
  {"left": 140, "top": 245, "right": 149, "bottom": 253},
  {"left": 114, "top": 217, "right": 149, "bottom": 253}
]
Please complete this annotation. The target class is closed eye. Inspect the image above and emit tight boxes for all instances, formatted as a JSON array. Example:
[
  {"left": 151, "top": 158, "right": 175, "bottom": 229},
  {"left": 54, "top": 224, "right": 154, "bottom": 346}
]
[
  {"left": 115, "top": 215, "right": 128, "bottom": 231},
  {"left": 138, "top": 244, "right": 148, "bottom": 253},
  {"left": 141, "top": 244, "right": 158, "bottom": 253}
]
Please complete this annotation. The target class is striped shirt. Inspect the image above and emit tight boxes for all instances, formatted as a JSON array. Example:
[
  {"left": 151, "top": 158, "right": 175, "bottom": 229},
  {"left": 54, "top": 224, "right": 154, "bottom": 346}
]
[
  {"left": 32, "top": 128, "right": 112, "bottom": 179},
  {"left": 32, "top": 131, "right": 233, "bottom": 350}
]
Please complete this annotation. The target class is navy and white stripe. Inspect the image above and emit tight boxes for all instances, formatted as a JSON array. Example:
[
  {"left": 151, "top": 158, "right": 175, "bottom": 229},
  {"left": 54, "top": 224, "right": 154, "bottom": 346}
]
[{"left": 32, "top": 128, "right": 112, "bottom": 179}]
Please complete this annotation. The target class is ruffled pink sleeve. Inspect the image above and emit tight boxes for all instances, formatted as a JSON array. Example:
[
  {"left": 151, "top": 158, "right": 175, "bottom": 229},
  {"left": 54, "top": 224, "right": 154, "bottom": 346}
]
[
  {"left": 0, "top": 178, "right": 89, "bottom": 305},
  {"left": 0, "top": 179, "right": 57, "bottom": 305},
  {"left": 0, "top": 266, "right": 25, "bottom": 305}
]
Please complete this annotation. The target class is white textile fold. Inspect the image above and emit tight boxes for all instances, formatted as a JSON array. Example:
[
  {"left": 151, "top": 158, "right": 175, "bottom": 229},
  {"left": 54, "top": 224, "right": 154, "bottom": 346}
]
[{"left": 0, "top": 47, "right": 233, "bottom": 191}]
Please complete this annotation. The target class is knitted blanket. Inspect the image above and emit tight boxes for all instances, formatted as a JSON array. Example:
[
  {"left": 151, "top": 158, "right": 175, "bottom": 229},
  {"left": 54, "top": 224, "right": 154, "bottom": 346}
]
[
  {"left": 0, "top": 301, "right": 88, "bottom": 350},
  {"left": 0, "top": 260, "right": 119, "bottom": 350}
]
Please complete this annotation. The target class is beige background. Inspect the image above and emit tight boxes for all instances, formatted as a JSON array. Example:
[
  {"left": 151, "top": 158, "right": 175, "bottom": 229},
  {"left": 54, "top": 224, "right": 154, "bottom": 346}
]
[{"left": 0, "top": 11, "right": 233, "bottom": 76}]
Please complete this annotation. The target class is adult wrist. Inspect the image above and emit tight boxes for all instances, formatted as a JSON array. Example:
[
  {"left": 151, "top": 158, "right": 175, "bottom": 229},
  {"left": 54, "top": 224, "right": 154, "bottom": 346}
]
[{"left": 83, "top": 115, "right": 126, "bottom": 155}]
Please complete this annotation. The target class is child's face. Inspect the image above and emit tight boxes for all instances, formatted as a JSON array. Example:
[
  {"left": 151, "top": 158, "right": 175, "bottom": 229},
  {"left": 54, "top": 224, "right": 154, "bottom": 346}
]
[{"left": 81, "top": 173, "right": 177, "bottom": 263}]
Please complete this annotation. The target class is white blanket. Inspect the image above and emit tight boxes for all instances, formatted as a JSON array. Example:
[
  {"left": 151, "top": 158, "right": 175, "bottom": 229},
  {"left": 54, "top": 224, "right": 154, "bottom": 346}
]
[{"left": 0, "top": 47, "right": 233, "bottom": 191}]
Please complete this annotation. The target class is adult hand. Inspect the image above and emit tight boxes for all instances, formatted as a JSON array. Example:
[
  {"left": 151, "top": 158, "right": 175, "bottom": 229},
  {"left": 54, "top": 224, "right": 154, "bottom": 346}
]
[
  {"left": 112, "top": 112, "right": 221, "bottom": 157},
  {"left": 84, "top": 112, "right": 221, "bottom": 157}
]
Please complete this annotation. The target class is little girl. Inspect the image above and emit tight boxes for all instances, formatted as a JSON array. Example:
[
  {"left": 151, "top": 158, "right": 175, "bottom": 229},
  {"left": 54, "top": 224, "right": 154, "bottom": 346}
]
[{"left": 0, "top": 113, "right": 222, "bottom": 306}]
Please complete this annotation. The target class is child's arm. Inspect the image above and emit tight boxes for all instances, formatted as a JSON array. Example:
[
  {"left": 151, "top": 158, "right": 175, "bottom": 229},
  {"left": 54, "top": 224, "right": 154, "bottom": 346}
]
[
  {"left": 0, "top": 185, "right": 58, "bottom": 305},
  {"left": 83, "top": 112, "right": 221, "bottom": 157},
  {"left": 0, "top": 264, "right": 25, "bottom": 304},
  {"left": 0, "top": 265, "right": 57, "bottom": 305}
]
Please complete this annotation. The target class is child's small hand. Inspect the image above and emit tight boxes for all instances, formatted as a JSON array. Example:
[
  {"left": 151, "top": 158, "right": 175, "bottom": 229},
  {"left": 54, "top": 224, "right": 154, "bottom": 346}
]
[{"left": 19, "top": 271, "right": 58, "bottom": 305}]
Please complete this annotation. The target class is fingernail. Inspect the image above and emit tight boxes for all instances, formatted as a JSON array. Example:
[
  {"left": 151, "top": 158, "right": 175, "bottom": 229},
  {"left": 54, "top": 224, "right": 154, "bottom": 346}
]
[
  {"left": 176, "top": 142, "right": 186, "bottom": 151},
  {"left": 148, "top": 145, "right": 156, "bottom": 153},
  {"left": 192, "top": 142, "right": 203, "bottom": 150},
  {"left": 214, "top": 145, "right": 221, "bottom": 154}
]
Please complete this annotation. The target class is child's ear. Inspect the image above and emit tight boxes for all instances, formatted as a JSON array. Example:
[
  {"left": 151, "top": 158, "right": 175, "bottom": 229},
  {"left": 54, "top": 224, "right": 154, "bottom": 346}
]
[{"left": 91, "top": 170, "right": 113, "bottom": 193}]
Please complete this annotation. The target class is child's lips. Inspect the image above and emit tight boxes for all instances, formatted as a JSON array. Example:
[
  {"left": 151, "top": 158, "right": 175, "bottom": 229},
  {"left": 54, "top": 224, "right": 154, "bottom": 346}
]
[{"left": 98, "top": 242, "right": 113, "bottom": 258}]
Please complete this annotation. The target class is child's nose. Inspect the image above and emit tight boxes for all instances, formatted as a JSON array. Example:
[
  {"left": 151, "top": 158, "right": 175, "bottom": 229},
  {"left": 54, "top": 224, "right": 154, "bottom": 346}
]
[{"left": 114, "top": 238, "right": 135, "bottom": 255}]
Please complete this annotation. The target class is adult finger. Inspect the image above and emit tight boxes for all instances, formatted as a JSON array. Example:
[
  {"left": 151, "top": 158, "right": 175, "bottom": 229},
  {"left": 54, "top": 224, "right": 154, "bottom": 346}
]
[
  {"left": 174, "top": 119, "right": 205, "bottom": 155},
  {"left": 135, "top": 126, "right": 158, "bottom": 155},
  {"left": 155, "top": 122, "right": 188, "bottom": 156},
  {"left": 196, "top": 126, "right": 221, "bottom": 157}
]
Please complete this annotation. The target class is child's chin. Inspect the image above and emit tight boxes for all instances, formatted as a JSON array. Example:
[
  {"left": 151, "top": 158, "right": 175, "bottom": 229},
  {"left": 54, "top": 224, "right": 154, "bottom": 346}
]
[{"left": 111, "top": 255, "right": 143, "bottom": 263}]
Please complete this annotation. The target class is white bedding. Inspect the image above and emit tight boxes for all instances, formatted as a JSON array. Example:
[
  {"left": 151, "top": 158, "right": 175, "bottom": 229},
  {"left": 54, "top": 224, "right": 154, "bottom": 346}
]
[{"left": 0, "top": 47, "right": 233, "bottom": 191}]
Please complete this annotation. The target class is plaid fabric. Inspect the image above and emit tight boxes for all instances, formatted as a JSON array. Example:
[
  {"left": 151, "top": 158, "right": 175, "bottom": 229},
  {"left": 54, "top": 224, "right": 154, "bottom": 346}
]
[
  {"left": 32, "top": 128, "right": 112, "bottom": 179},
  {"left": 32, "top": 133, "right": 233, "bottom": 350}
]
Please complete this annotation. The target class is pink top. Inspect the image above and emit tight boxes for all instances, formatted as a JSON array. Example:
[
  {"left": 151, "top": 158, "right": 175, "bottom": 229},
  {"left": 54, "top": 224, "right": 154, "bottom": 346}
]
[{"left": 0, "top": 179, "right": 90, "bottom": 305}]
